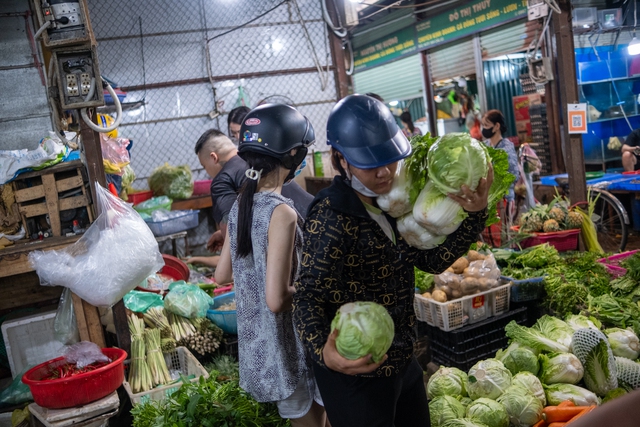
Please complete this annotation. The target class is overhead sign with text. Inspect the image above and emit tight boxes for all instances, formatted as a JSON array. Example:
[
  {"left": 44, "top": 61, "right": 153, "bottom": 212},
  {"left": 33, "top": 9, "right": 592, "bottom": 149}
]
[
  {"left": 416, "top": 0, "right": 527, "bottom": 49},
  {"left": 353, "top": 26, "right": 417, "bottom": 71}
]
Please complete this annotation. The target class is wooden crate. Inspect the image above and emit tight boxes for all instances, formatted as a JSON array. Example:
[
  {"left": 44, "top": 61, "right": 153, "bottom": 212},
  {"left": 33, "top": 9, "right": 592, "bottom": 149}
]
[{"left": 11, "top": 160, "right": 93, "bottom": 237}]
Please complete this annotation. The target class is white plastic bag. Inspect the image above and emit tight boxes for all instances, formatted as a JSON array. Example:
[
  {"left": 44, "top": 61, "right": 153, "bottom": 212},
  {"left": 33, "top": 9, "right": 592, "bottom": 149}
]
[
  {"left": 29, "top": 182, "right": 164, "bottom": 307},
  {"left": 0, "top": 132, "right": 69, "bottom": 184}
]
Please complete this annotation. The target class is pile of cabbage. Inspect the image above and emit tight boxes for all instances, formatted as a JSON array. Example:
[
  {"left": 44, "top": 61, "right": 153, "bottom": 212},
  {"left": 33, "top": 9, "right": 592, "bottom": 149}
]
[
  {"left": 428, "top": 314, "right": 640, "bottom": 427},
  {"left": 377, "top": 132, "right": 515, "bottom": 249}
]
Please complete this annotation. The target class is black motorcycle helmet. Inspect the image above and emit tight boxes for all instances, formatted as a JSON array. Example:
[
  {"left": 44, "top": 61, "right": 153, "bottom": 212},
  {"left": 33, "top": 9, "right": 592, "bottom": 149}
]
[
  {"left": 327, "top": 94, "right": 411, "bottom": 169},
  {"left": 238, "top": 104, "right": 315, "bottom": 178}
]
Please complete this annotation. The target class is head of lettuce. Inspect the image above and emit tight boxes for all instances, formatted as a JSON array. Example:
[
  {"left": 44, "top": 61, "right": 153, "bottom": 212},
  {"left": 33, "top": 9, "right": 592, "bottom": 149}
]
[{"left": 330, "top": 301, "right": 395, "bottom": 363}]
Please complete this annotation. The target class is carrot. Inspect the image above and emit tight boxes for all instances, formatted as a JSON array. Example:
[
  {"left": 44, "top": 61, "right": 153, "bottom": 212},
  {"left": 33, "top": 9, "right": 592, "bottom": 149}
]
[
  {"left": 548, "top": 423, "right": 567, "bottom": 427},
  {"left": 543, "top": 406, "right": 587, "bottom": 423},
  {"left": 533, "top": 420, "right": 548, "bottom": 427},
  {"left": 558, "top": 400, "right": 576, "bottom": 407},
  {"left": 565, "top": 405, "right": 597, "bottom": 425}
]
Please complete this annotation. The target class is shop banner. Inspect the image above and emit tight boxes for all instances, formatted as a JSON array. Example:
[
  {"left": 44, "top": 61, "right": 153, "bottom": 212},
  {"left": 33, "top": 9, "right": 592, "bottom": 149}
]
[
  {"left": 353, "top": 26, "right": 417, "bottom": 72},
  {"left": 416, "top": 0, "right": 528, "bottom": 49}
]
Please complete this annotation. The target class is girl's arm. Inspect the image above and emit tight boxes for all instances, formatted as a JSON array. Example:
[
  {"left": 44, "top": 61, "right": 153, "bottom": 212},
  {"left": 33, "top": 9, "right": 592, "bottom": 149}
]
[
  {"left": 214, "top": 234, "right": 233, "bottom": 285},
  {"left": 266, "top": 203, "right": 298, "bottom": 313},
  {"left": 265, "top": 203, "right": 298, "bottom": 313}
]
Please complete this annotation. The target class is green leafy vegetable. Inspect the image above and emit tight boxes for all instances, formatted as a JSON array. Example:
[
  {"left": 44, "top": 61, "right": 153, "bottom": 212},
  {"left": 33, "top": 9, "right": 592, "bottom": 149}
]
[
  {"left": 505, "top": 321, "right": 571, "bottom": 354},
  {"left": 572, "top": 328, "right": 618, "bottom": 396},
  {"left": 483, "top": 144, "right": 516, "bottom": 227},
  {"left": 429, "top": 395, "right": 467, "bottom": 427},
  {"left": 511, "top": 372, "right": 546, "bottom": 406},
  {"left": 415, "top": 267, "right": 434, "bottom": 294},
  {"left": 605, "top": 328, "right": 640, "bottom": 359},
  {"left": 565, "top": 314, "right": 602, "bottom": 331},
  {"left": 496, "top": 385, "right": 543, "bottom": 427},
  {"left": 442, "top": 420, "right": 489, "bottom": 427},
  {"left": 331, "top": 301, "right": 394, "bottom": 363},
  {"left": 405, "top": 133, "right": 438, "bottom": 205},
  {"left": 533, "top": 315, "right": 574, "bottom": 350},
  {"left": 602, "top": 387, "right": 628, "bottom": 403},
  {"left": 538, "top": 352, "right": 584, "bottom": 385},
  {"left": 614, "top": 356, "right": 640, "bottom": 389},
  {"left": 427, "top": 366, "right": 468, "bottom": 399},
  {"left": 495, "top": 342, "right": 540, "bottom": 376},
  {"left": 466, "top": 397, "right": 509, "bottom": 427},
  {"left": 148, "top": 162, "right": 194, "bottom": 200},
  {"left": 467, "top": 359, "right": 512, "bottom": 400},
  {"left": 413, "top": 180, "right": 468, "bottom": 235},
  {"left": 543, "top": 383, "right": 601, "bottom": 406}
]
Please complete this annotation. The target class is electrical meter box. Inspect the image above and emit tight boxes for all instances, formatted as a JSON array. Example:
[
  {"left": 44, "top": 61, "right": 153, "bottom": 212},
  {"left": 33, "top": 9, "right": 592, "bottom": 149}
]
[{"left": 33, "top": 0, "right": 95, "bottom": 47}]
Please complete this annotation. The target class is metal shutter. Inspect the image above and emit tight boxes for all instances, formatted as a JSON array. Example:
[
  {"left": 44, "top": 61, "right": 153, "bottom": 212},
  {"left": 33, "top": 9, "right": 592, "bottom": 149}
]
[
  {"left": 480, "top": 19, "right": 540, "bottom": 59},
  {"left": 352, "top": 54, "right": 424, "bottom": 101},
  {"left": 428, "top": 38, "right": 476, "bottom": 82}
]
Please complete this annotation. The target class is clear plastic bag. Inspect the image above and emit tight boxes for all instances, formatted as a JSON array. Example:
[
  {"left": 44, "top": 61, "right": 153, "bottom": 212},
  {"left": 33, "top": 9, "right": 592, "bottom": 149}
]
[
  {"left": 63, "top": 341, "right": 109, "bottom": 369},
  {"left": 29, "top": 182, "right": 164, "bottom": 307},
  {"left": 54, "top": 288, "right": 79, "bottom": 345},
  {"left": 100, "top": 134, "right": 130, "bottom": 175},
  {"left": 163, "top": 281, "right": 213, "bottom": 318}
]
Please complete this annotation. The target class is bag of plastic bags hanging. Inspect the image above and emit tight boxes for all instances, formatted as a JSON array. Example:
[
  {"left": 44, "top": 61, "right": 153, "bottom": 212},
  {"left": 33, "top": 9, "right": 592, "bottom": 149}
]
[
  {"left": 28, "top": 182, "right": 164, "bottom": 307},
  {"left": 163, "top": 281, "right": 212, "bottom": 318},
  {"left": 54, "top": 288, "right": 80, "bottom": 345}
]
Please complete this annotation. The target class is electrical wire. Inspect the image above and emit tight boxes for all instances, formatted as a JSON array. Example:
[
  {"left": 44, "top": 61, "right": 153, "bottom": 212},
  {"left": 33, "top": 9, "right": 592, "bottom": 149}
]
[
  {"left": 344, "top": 38, "right": 355, "bottom": 76},
  {"left": 292, "top": 0, "right": 329, "bottom": 90},
  {"left": 206, "top": 0, "right": 288, "bottom": 43},
  {"left": 322, "top": 0, "right": 347, "bottom": 37},
  {"left": 81, "top": 78, "right": 123, "bottom": 132},
  {"left": 544, "top": 0, "right": 561, "bottom": 15},
  {"left": 34, "top": 20, "right": 50, "bottom": 40}
]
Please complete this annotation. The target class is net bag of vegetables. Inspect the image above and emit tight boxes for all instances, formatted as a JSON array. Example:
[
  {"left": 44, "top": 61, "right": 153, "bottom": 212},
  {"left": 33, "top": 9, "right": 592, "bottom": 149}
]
[{"left": 148, "top": 163, "right": 194, "bottom": 200}]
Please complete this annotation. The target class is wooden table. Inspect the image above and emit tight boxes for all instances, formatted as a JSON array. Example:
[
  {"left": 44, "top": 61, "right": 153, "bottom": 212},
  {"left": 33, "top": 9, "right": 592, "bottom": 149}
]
[{"left": 171, "top": 194, "right": 212, "bottom": 211}]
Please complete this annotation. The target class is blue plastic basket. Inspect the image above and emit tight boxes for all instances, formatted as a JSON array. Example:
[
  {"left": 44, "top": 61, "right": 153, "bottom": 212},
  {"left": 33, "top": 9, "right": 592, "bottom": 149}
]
[
  {"left": 206, "top": 291, "right": 237, "bottom": 334},
  {"left": 501, "top": 276, "right": 545, "bottom": 302}
]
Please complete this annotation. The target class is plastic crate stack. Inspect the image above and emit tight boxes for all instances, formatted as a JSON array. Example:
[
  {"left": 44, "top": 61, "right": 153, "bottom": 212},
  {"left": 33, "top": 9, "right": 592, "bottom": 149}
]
[
  {"left": 419, "top": 307, "right": 528, "bottom": 371},
  {"left": 529, "top": 103, "right": 552, "bottom": 175}
]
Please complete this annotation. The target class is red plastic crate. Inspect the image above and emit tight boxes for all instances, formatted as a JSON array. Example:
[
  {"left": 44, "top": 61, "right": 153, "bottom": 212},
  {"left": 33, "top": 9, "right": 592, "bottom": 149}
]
[
  {"left": 127, "top": 190, "right": 153, "bottom": 205},
  {"left": 512, "top": 226, "right": 580, "bottom": 252},
  {"left": 22, "top": 348, "right": 127, "bottom": 409},
  {"left": 597, "top": 250, "right": 639, "bottom": 278}
]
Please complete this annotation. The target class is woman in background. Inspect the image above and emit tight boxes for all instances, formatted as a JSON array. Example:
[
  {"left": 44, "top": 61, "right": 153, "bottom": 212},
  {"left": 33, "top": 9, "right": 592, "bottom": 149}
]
[{"left": 400, "top": 111, "right": 422, "bottom": 138}]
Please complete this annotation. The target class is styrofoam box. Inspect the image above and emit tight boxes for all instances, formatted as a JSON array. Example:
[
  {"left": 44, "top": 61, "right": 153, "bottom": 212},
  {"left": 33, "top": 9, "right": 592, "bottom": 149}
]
[{"left": 1, "top": 309, "right": 65, "bottom": 378}]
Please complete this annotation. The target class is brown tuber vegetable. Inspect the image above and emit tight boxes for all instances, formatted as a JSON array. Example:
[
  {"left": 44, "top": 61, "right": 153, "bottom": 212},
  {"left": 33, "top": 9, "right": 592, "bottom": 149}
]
[
  {"left": 432, "top": 289, "right": 447, "bottom": 302},
  {"left": 450, "top": 257, "right": 470, "bottom": 274}
]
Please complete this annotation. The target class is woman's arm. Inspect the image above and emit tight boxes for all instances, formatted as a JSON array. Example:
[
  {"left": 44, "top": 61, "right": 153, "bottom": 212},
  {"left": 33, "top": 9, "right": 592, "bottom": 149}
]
[
  {"left": 265, "top": 203, "right": 298, "bottom": 313},
  {"left": 185, "top": 255, "right": 219, "bottom": 268},
  {"left": 214, "top": 234, "right": 233, "bottom": 285}
]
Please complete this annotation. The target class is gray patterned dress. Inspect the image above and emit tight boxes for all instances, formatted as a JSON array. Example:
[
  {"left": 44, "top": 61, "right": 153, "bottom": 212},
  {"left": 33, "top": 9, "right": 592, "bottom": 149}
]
[{"left": 227, "top": 191, "right": 313, "bottom": 402}]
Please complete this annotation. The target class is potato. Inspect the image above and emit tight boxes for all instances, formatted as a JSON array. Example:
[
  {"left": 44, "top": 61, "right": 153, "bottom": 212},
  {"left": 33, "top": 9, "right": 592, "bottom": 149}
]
[
  {"left": 467, "top": 250, "right": 486, "bottom": 262},
  {"left": 451, "top": 289, "right": 462, "bottom": 299},
  {"left": 421, "top": 292, "right": 432, "bottom": 299},
  {"left": 439, "top": 285, "right": 452, "bottom": 297},
  {"left": 478, "top": 277, "right": 491, "bottom": 291},
  {"left": 432, "top": 289, "right": 447, "bottom": 303},
  {"left": 446, "top": 267, "right": 455, "bottom": 273},
  {"left": 448, "top": 274, "right": 462, "bottom": 290},
  {"left": 450, "top": 257, "right": 470, "bottom": 274},
  {"left": 461, "top": 277, "right": 479, "bottom": 295}
]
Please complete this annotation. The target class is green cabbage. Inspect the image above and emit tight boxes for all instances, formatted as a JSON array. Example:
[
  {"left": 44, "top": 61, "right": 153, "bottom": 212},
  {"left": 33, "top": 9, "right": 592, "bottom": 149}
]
[
  {"left": 429, "top": 395, "right": 466, "bottom": 427},
  {"left": 427, "top": 367, "right": 469, "bottom": 399},
  {"left": 543, "top": 383, "right": 601, "bottom": 406},
  {"left": 457, "top": 396, "right": 473, "bottom": 408},
  {"left": 505, "top": 321, "right": 571, "bottom": 354},
  {"left": 466, "top": 398, "right": 509, "bottom": 427},
  {"left": 496, "top": 342, "right": 540, "bottom": 375},
  {"left": 512, "top": 372, "right": 546, "bottom": 406},
  {"left": 538, "top": 352, "right": 584, "bottom": 385},
  {"left": 533, "top": 315, "right": 574, "bottom": 350},
  {"left": 572, "top": 328, "right": 618, "bottom": 396},
  {"left": 565, "top": 314, "right": 602, "bottom": 331},
  {"left": 427, "top": 133, "right": 490, "bottom": 196},
  {"left": 467, "top": 359, "right": 512, "bottom": 400},
  {"left": 442, "top": 420, "right": 488, "bottom": 427},
  {"left": 605, "top": 328, "right": 640, "bottom": 360},
  {"left": 497, "top": 386, "right": 543, "bottom": 427},
  {"left": 330, "top": 301, "right": 394, "bottom": 363},
  {"left": 413, "top": 180, "right": 468, "bottom": 235}
]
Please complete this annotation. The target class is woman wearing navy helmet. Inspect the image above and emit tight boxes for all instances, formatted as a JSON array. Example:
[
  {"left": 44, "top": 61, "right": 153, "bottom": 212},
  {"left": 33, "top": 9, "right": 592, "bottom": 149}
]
[
  {"left": 216, "top": 104, "right": 328, "bottom": 427},
  {"left": 293, "top": 94, "right": 492, "bottom": 427}
]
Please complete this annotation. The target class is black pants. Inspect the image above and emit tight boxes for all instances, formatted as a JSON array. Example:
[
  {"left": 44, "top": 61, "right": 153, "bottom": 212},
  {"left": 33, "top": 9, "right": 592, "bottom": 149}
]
[{"left": 313, "top": 357, "right": 430, "bottom": 427}]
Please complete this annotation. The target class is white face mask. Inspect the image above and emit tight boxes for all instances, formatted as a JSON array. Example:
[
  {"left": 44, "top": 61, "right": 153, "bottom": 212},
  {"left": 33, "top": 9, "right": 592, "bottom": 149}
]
[{"left": 347, "top": 169, "right": 380, "bottom": 198}]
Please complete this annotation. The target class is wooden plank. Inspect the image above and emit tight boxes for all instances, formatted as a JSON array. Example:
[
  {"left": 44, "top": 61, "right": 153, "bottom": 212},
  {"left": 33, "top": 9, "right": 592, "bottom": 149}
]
[
  {"left": 82, "top": 299, "right": 106, "bottom": 348},
  {"left": 13, "top": 160, "right": 84, "bottom": 180},
  {"left": 0, "top": 235, "right": 81, "bottom": 278},
  {"left": 13, "top": 186, "right": 45, "bottom": 203},
  {"left": 71, "top": 292, "right": 90, "bottom": 342},
  {"left": 0, "top": 272, "right": 62, "bottom": 312},
  {"left": 171, "top": 195, "right": 212, "bottom": 211},
  {"left": 112, "top": 300, "right": 130, "bottom": 355},
  {"left": 59, "top": 195, "right": 90, "bottom": 211},
  {"left": 18, "top": 202, "right": 48, "bottom": 217},
  {"left": 42, "top": 174, "right": 62, "bottom": 236},
  {"left": 56, "top": 174, "right": 84, "bottom": 192}
]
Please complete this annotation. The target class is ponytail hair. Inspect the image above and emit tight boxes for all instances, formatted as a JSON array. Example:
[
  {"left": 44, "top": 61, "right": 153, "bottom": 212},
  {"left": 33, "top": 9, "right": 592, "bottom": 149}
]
[{"left": 236, "top": 152, "right": 285, "bottom": 258}]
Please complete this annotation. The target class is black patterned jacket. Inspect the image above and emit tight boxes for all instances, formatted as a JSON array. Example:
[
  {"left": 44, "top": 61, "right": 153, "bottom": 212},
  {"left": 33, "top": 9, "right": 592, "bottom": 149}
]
[{"left": 292, "top": 176, "right": 488, "bottom": 377}]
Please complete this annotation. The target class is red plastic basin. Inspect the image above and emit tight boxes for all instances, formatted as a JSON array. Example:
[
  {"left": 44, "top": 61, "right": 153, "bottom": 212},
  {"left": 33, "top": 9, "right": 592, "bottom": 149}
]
[
  {"left": 22, "top": 347, "right": 127, "bottom": 409},
  {"left": 160, "top": 254, "right": 190, "bottom": 281}
]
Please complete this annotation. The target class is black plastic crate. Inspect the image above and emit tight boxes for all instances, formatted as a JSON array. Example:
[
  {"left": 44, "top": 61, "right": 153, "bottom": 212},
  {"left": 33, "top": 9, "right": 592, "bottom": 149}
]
[{"left": 421, "top": 307, "right": 528, "bottom": 371}]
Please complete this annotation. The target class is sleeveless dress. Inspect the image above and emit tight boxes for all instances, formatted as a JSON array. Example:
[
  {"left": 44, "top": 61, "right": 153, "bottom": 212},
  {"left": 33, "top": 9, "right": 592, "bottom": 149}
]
[{"left": 227, "top": 191, "right": 314, "bottom": 403}]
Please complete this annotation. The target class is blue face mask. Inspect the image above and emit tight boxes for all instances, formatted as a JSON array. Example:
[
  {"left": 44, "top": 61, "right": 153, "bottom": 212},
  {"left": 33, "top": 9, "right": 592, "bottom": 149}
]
[{"left": 294, "top": 159, "right": 306, "bottom": 178}]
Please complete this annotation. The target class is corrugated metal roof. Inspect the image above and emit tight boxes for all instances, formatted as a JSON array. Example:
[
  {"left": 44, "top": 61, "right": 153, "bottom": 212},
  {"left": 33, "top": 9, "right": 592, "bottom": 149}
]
[
  {"left": 428, "top": 38, "right": 476, "bottom": 81},
  {"left": 481, "top": 20, "right": 540, "bottom": 59},
  {"left": 353, "top": 54, "right": 424, "bottom": 101}
]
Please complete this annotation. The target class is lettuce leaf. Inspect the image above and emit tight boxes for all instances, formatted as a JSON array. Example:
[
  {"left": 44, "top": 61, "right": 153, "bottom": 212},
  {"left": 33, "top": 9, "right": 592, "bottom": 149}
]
[{"left": 484, "top": 144, "right": 516, "bottom": 227}]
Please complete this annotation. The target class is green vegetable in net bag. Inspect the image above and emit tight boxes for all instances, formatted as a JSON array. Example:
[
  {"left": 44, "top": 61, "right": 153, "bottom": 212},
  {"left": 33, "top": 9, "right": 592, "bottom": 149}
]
[{"left": 149, "top": 163, "right": 193, "bottom": 200}]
